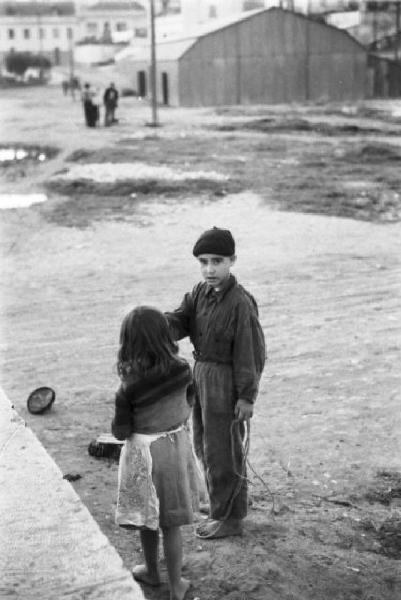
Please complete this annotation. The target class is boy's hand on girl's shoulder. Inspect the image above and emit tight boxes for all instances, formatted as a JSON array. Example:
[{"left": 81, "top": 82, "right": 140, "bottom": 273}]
[{"left": 235, "top": 399, "right": 253, "bottom": 422}]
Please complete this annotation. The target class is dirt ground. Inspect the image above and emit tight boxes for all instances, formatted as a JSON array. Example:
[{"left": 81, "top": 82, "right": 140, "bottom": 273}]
[{"left": 1, "top": 86, "right": 401, "bottom": 600}]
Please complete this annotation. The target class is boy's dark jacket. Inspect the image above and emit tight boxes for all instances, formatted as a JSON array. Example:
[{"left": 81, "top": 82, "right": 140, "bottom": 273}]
[
  {"left": 103, "top": 86, "right": 118, "bottom": 106},
  {"left": 166, "top": 275, "right": 266, "bottom": 403}
]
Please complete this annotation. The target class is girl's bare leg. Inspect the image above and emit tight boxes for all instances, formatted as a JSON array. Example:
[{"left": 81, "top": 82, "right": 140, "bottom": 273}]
[
  {"left": 161, "top": 526, "right": 191, "bottom": 600},
  {"left": 132, "top": 529, "right": 161, "bottom": 586}
]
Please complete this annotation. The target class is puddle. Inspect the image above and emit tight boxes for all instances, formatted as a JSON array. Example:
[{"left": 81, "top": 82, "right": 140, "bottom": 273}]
[
  {"left": 0, "top": 193, "right": 47, "bottom": 209},
  {"left": 0, "top": 145, "right": 59, "bottom": 165}
]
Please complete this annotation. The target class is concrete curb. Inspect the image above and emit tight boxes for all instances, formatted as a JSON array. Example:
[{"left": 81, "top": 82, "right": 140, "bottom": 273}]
[{"left": 0, "top": 387, "right": 146, "bottom": 600}]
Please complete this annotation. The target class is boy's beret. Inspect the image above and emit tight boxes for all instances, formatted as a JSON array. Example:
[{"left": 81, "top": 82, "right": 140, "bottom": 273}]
[{"left": 192, "top": 226, "right": 235, "bottom": 257}]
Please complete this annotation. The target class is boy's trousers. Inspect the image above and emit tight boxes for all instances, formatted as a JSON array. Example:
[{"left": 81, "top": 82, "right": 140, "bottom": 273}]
[{"left": 193, "top": 361, "right": 247, "bottom": 521}]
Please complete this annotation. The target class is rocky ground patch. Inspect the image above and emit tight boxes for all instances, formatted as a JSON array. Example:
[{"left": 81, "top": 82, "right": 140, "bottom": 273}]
[{"left": 1, "top": 87, "right": 400, "bottom": 600}]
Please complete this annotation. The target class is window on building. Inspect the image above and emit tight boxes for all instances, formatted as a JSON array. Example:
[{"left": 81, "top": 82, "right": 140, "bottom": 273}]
[
  {"left": 54, "top": 47, "right": 60, "bottom": 65},
  {"left": 39, "top": 27, "right": 45, "bottom": 39},
  {"left": 116, "top": 22, "right": 127, "bottom": 31},
  {"left": 24, "top": 29, "right": 31, "bottom": 39},
  {"left": 208, "top": 5, "right": 217, "bottom": 18},
  {"left": 8, "top": 29, "right": 15, "bottom": 40},
  {"left": 67, "top": 27, "right": 73, "bottom": 40},
  {"left": 53, "top": 28, "right": 59, "bottom": 39},
  {"left": 137, "top": 71, "right": 146, "bottom": 97},
  {"left": 86, "top": 22, "right": 98, "bottom": 35},
  {"left": 134, "top": 27, "right": 147, "bottom": 38},
  {"left": 161, "top": 72, "right": 169, "bottom": 105},
  {"left": 243, "top": 0, "right": 264, "bottom": 9},
  {"left": 102, "top": 21, "right": 111, "bottom": 41}
]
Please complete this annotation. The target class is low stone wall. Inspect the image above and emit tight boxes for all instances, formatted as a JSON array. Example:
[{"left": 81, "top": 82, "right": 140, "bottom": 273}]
[{"left": 0, "top": 387, "right": 146, "bottom": 600}]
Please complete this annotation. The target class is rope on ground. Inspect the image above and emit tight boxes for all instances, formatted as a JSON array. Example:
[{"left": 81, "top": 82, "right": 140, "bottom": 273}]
[
  {"left": 222, "top": 419, "right": 277, "bottom": 520},
  {"left": 196, "top": 419, "right": 277, "bottom": 537}
]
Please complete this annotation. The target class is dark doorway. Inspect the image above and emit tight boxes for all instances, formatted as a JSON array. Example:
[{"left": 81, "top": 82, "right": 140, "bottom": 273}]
[
  {"left": 161, "top": 72, "right": 169, "bottom": 105},
  {"left": 138, "top": 70, "right": 146, "bottom": 97}
]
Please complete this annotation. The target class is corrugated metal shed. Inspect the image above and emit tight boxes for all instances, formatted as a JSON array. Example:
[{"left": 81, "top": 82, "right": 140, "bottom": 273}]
[{"left": 116, "top": 7, "right": 368, "bottom": 106}]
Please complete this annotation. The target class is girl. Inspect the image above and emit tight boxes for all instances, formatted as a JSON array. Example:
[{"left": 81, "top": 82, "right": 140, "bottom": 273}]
[
  {"left": 112, "top": 306, "right": 200, "bottom": 600},
  {"left": 81, "top": 82, "right": 99, "bottom": 127}
]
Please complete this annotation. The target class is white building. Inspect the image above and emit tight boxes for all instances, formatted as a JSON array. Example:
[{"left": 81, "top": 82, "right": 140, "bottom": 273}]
[
  {"left": 171, "top": 0, "right": 358, "bottom": 32},
  {"left": 180, "top": 0, "right": 283, "bottom": 30},
  {"left": 0, "top": 1, "right": 147, "bottom": 67},
  {"left": 0, "top": 2, "right": 76, "bottom": 66},
  {"left": 76, "top": 1, "right": 147, "bottom": 44}
]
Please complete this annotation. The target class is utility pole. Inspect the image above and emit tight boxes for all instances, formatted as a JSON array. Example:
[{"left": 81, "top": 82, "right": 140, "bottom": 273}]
[
  {"left": 395, "top": 0, "right": 401, "bottom": 61},
  {"left": 68, "top": 31, "right": 75, "bottom": 98},
  {"left": 148, "top": 0, "right": 159, "bottom": 126},
  {"left": 305, "top": 0, "right": 310, "bottom": 101},
  {"left": 372, "top": 3, "right": 378, "bottom": 45},
  {"left": 35, "top": 0, "right": 44, "bottom": 81}
]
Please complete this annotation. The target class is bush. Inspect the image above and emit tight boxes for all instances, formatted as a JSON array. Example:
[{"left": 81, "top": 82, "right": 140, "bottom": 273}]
[{"left": 5, "top": 52, "right": 51, "bottom": 76}]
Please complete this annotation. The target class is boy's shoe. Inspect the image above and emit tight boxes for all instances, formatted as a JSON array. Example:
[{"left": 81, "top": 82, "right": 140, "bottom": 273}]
[
  {"left": 195, "top": 518, "right": 243, "bottom": 539},
  {"left": 198, "top": 501, "right": 210, "bottom": 515}
]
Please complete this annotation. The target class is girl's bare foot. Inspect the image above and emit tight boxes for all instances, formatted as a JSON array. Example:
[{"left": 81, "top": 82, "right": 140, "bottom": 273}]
[
  {"left": 132, "top": 564, "right": 161, "bottom": 587},
  {"left": 170, "top": 577, "right": 191, "bottom": 600}
]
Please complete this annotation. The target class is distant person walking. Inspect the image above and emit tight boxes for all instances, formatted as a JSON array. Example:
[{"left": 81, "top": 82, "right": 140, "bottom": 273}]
[
  {"left": 103, "top": 82, "right": 119, "bottom": 126},
  {"left": 81, "top": 83, "right": 98, "bottom": 128},
  {"left": 69, "top": 76, "right": 81, "bottom": 100}
]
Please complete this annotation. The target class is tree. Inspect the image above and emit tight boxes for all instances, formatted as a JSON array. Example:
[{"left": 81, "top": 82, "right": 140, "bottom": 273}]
[{"left": 5, "top": 52, "right": 51, "bottom": 76}]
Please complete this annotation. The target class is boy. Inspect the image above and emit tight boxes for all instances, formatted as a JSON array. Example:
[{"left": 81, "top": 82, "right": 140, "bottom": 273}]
[
  {"left": 103, "top": 82, "right": 119, "bottom": 126},
  {"left": 166, "top": 227, "right": 266, "bottom": 539}
]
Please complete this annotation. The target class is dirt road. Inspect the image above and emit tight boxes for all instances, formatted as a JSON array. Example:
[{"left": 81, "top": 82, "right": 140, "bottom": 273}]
[{"left": 1, "top": 86, "right": 401, "bottom": 600}]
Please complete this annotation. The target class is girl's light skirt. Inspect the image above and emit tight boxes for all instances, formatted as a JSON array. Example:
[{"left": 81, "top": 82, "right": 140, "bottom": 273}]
[{"left": 115, "top": 422, "right": 201, "bottom": 530}]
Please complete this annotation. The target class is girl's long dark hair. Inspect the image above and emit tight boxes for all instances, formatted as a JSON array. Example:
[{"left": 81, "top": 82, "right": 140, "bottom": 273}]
[{"left": 117, "top": 306, "right": 180, "bottom": 380}]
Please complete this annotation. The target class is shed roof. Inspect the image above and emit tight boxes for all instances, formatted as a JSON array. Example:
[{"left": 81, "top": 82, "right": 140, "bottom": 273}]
[
  {"left": 158, "top": 7, "right": 266, "bottom": 48},
  {"left": 116, "top": 6, "right": 365, "bottom": 64},
  {"left": 115, "top": 7, "right": 265, "bottom": 63},
  {"left": 115, "top": 38, "right": 196, "bottom": 62}
]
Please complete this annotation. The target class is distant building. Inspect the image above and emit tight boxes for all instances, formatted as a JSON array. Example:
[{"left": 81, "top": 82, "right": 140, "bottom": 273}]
[
  {"left": 180, "top": 0, "right": 282, "bottom": 30},
  {"left": 0, "top": 0, "right": 147, "bottom": 67},
  {"left": 116, "top": 7, "right": 368, "bottom": 106},
  {"left": 154, "top": 0, "right": 180, "bottom": 14},
  {"left": 325, "top": 10, "right": 362, "bottom": 29},
  {"left": 178, "top": 0, "right": 361, "bottom": 27},
  {"left": 369, "top": 30, "right": 401, "bottom": 60},
  {"left": 76, "top": 1, "right": 147, "bottom": 44},
  {"left": 0, "top": 1, "right": 76, "bottom": 66},
  {"left": 73, "top": 0, "right": 147, "bottom": 65},
  {"left": 322, "top": 1, "right": 401, "bottom": 46}
]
